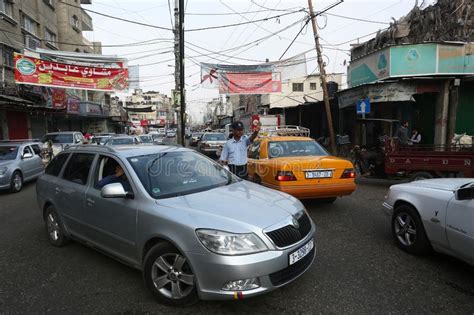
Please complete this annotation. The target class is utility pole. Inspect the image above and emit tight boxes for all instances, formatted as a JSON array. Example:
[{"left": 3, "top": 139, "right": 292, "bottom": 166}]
[
  {"left": 178, "top": 0, "right": 185, "bottom": 146},
  {"left": 308, "top": 0, "right": 337, "bottom": 155},
  {"left": 173, "top": 0, "right": 185, "bottom": 145}
]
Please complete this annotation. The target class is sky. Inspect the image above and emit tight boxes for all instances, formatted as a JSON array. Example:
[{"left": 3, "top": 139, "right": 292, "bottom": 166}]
[{"left": 83, "top": 0, "right": 436, "bottom": 122}]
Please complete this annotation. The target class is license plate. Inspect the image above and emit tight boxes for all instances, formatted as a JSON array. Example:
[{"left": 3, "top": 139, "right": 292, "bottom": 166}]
[
  {"left": 305, "top": 171, "right": 333, "bottom": 179},
  {"left": 289, "top": 239, "right": 314, "bottom": 265}
]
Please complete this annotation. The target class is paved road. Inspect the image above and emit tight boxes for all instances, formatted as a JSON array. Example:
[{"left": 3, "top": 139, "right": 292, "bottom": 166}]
[{"left": 1, "top": 181, "right": 473, "bottom": 313}]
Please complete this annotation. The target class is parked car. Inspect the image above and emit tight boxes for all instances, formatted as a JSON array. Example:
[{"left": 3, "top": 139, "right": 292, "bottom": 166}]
[
  {"left": 166, "top": 129, "right": 176, "bottom": 138},
  {"left": 383, "top": 178, "right": 474, "bottom": 265},
  {"left": 36, "top": 145, "right": 316, "bottom": 305},
  {"left": 189, "top": 132, "right": 203, "bottom": 146},
  {"left": 41, "top": 132, "right": 84, "bottom": 155},
  {"left": 105, "top": 136, "right": 141, "bottom": 146},
  {"left": 91, "top": 136, "right": 112, "bottom": 145},
  {"left": 0, "top": 140, "right": 44, "bottom": 192},
  {"left": 150, "top": 133, "right": 165, "bottom": 145},
  {"left": 198, "top": 132, "right": 227, "bottom": 155},
  {"left": 247, "top": 129, "right": 356, "bottom": 202},
  {"left": 138, "top": 135, "right": 154, "bottom": 144}
]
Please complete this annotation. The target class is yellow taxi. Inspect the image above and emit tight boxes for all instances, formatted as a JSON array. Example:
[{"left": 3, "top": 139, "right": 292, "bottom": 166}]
[{"left": 247, "top": 128, "right": 356, "bottom": 201}]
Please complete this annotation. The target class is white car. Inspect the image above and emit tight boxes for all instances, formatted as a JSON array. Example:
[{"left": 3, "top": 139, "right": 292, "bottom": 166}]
[{"left": 383, "top": 179, "right": 474, "bottom": 265}]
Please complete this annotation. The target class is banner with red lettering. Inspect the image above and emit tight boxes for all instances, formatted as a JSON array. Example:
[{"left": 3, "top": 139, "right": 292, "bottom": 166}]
[
  {"left": 14, "top": 53, "right": 128, "bottom": 91},
  {"left": 219, "top": 72, "right": 281, "bottom": 94}
]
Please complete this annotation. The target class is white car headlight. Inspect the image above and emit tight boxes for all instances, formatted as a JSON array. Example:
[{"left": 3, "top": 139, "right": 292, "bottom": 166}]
[
  {"left": 196, "top": 229, "right": 268, "bottom": 255},
  {"left": 0, "top": 167, "right": 8, "bottom": 176}
]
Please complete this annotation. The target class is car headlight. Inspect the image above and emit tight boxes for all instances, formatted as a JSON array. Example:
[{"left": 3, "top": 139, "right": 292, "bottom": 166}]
[
  {"left": 0, "top": 167, "right": 8, "bottom": 176},
  {"left": 196, "top": 229, "right": 268, "bottom": 255}
]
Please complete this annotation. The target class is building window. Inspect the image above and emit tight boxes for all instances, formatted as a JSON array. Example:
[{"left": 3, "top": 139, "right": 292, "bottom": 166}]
[
  {"left": 0, "top": 0, "right": 13, "bottom": 18},
  {"left": 44, "top": 28, "right": 56, "bottom": 44},
  {"left": 292, "top": 83, "right": 304, "bottom": 92},
  {"left": 1, "top": 46, "right": 14, "bottom": 68},
  {"left": 43, "top": 0, "right": 54, "bottom": 8},
  {"left": 21, "top": 14, "right": 37, "bottom": 36},
  {"left": 70, "top": 14, "right": 80, "bottom": 31},
  {"left": 310, "top": 82, "right": 317, "bottom": 90}
]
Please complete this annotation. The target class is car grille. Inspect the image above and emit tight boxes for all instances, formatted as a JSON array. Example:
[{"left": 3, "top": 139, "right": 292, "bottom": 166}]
[
  {"left": 269, "top": 247, "right": 315, "bottom": 286},
  {"left": 265, "top": 212, "right": 312, "bottom": 248}
]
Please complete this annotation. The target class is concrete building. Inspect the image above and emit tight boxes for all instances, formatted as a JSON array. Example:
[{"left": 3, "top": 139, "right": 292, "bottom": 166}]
[
  {"left": 0, "top": 0, "right": 112, "bottom": 140},
  {"left": 337, "top": 0, "right": 474, "bottom": 146},
  {"left": 123, "top": 89, "right": 173, "bottom": 130}
]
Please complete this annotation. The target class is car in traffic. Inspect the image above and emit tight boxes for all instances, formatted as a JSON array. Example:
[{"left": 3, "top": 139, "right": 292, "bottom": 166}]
[
  {"left": 150, "top": 133, "right": 165, "bottom": 145},
  {"left": 247, "top": 129, "right": 356, "bottom": 202},
  {"left": 91, "top": 135, "right": 112, "bottom": 145},
  {"left": 189, "top": 132, "right": 203, "bottom": 146},
  {"left": 198, "top": 132, "right": 227, "bottom": 156},
  {"left": 104, "top": 136, "right": 141, "bottom": 146},
  {"left": 36, "top": 145, "right": 316, "bottom": 305},
  {"left": 138, "top": 134, "right": 154, "bottom": 144},
  {"left": 166, "top": 129, "right": 176, "bottom": 138},
  {"left": 0, "top": 140, "right": 44, "bottom": 192},
  {"left": 383, "top": 178, "right": 474, "bottom": 265},
  {"left": 41, "top": 132, "right": 84, "bottom": 155}
]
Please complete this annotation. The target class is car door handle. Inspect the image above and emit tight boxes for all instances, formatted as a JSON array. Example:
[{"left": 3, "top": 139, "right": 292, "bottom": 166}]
[
  {"left": 431, "top": 217, "right": 440, "bottom": 223},
  {"left": 86, "top": 198, "right": 95, "bottom": 205}
]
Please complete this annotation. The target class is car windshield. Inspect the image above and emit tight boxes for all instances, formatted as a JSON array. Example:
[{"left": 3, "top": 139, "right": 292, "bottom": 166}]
[
  {"left": 202, "top": 133, "right": 225, "bottom": 141},
  {"left": 151, "top": 134, "right": 163, "bottom": 140},
  {"left": 140, "top": 135, "right": 153, "bottom": 143},
  {"left": 0, "top": 146, "right": 19, "bottom": 160},
  {"left": 41, "top": 134, "right": 74, "bottom": 144},
  {"left": 268, "top": 140, "right": 328, "bottom": 158},
  {"left": 128, "top": 151, "right": 239, "bottom": 199},
  {"left": 107, "top": 138, "right": 134, "bottom": 145}
]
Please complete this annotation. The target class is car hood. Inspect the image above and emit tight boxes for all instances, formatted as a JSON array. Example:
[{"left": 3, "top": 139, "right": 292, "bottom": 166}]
[
  {"left": 156, "top": 180, "right": 304, "bottom": 231},
  {"left": 404, "top": 178, "right": 474, "bottom": 191}
]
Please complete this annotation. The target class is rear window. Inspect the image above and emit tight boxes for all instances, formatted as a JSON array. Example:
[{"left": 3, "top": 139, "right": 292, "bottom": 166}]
[
  {"left": 41, "top": 134, "right": 74, "bottom": 144},
  {"left": 268, "top": 141, "right": 328, "bottom": 158},
  {"left": 202, "top": 133, "right": 225, "bottom": 141},
  {"left": 45, "top": 153, "right": 70, "bottom": 176},
  {"left": 62, "top": 153, "right": 95, "bottom": 185}
]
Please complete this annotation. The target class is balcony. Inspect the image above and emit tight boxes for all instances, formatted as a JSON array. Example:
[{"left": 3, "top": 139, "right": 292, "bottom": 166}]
[{"left": 82, "top": 10, "right": 93, "bottom": 31}]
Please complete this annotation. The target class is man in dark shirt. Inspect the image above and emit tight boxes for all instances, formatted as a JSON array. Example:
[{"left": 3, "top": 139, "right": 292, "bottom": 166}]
[
  {"left": 396, "top": 121, "right": 409, "bottom": 145},
  {"left": 96, "top": 165, "right": 131, "bottom": 192}
]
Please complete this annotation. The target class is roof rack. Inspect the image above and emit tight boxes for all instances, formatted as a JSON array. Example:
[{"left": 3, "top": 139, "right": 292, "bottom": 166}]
[
  {"left": 65, "top": 144, "right": 116, "bottom": 153},
  {"left": 0, "top": 139, "right": 41, "bottom": 143},
  {"left": 260, "top": 125, "right": 310, "bottom": 137}
]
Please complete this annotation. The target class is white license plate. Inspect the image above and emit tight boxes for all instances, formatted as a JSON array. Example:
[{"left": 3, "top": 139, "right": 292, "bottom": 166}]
[
  {"left": 289, "top": 239, "right": 314, "bottom": 265},
  {"left": 305, "top": 171, "right": 333, "bottom": 179}
]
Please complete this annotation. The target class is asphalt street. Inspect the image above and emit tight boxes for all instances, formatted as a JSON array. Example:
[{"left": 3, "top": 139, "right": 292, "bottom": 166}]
[{"left": 1, "top": 177, "right": 473, "bottom": 314}]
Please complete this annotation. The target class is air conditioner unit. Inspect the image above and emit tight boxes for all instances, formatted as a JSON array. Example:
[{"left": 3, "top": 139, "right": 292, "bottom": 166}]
[{"left": 25, "top": 35, "right": 41, "bottom": 50}]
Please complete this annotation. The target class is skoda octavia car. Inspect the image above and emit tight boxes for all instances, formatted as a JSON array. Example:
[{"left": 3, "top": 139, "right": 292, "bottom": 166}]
[{"left": 36, "top": 144, "right": 316, "bottom": 305}]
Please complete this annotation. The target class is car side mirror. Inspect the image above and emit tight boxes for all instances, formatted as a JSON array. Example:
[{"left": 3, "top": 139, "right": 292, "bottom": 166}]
[
  {"left": 22, "top": 153, "right": 33, "bottom": 159},
  {"left": 455, "top": 187, "right": 474, "bottom": 201},
  {"left": 101, "top": 182, "right": 134, "bottom": 199}
]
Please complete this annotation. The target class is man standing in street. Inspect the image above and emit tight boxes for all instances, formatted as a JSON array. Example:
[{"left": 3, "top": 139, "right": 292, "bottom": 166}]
[
  {"left": 220, "top": 121, "right": 260, "bottom": 179},
  {"left": 396, "top": 121, "right": 409, "bottom": 145}
]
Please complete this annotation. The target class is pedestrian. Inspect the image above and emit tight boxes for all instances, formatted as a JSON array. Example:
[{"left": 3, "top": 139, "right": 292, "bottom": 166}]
[
  {"left": 219, "top": 121, "right": 260, "bottom": 179},
  {"left": 396, "top": 121, "right": 409, "bottom": 145},
  {"left": 409, "top": 128, "right": 422, "bottom": 145}
]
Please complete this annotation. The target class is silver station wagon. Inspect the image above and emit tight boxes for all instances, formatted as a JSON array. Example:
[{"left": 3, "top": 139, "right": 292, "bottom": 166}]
[{"left": 36, "top": 145, "right": 316, "bottom": 305}]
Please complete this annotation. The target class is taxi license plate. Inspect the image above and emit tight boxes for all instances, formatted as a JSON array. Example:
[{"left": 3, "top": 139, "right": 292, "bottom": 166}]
[
  {"left": 305, "top": 171, "right": 333, "bottom": 179},
  {"left": 289, "top": 239, "right": 314, "bottom": 265}
]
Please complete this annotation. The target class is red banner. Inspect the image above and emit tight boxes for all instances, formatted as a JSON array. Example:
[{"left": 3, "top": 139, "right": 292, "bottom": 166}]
[
  {"left": 14, "top": 53, "right": 128, "bottom": 91},
  {"left": 218, "top": 72, "right": 281, "bottom": 94}
]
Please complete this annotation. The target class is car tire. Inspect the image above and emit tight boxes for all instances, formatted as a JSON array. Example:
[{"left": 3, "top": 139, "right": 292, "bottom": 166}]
[
  {"left": 44, "top": 206, "right": 70, "bottom": 247},
  {"left": 410, "top": 171, "right": 433, "bottom": 181},
  {"left": 9, "top": 171, "right": 23, "bottom": 193},
  {"left": 392, "top": 205, "right": 431, "bottom": 255},
  {"left": 253, "top": 174, "right": 262, "bottom": 185},
  {"left": 143, "top": 242, "right": 198, "bottom": 306}
]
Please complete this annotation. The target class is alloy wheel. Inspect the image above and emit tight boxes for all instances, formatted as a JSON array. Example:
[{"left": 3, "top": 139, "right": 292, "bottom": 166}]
[
  {"left": 151, "top": 253, "right": 195, "bottom": 299},
  {"left": 47, "top": 213, "right": 60, "bottom": 241},
  {"left": 13, "top": 174, "right": 22, "bottom": 191},
  {"left": 394, "top": 212, "right": 417, "bottom": 246}
]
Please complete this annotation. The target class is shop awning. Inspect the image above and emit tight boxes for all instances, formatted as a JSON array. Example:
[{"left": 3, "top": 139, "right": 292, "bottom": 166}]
[{"left": 0, "top": 95, "right": 34, "bottom": 105}]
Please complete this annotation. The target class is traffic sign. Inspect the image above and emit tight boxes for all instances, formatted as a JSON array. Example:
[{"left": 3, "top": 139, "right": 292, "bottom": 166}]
[{"left": 356, "top": 98, "right": 371, "bottom": 114}]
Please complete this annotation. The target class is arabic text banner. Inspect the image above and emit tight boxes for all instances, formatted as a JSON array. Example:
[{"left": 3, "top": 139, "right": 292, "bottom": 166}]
[
  {"left": 219, "top": 72, "right": 282, "bottom": 94},
  {"left": 14, "top": 53, "right": 129, "bottom": 91}
]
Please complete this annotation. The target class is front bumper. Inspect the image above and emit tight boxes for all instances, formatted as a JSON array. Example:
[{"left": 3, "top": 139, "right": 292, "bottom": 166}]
[
  {"left": 0, "top": 171, "right": 13, "bottom": 190},
  {"left": 264, "top": 182, "right": 356, "bottom": 200},
  {"left": 186, "top": 229, "right": 316, "bottom": 300},
  {"left": 200, "top": 147, "right": 219, "bottom": 154}
]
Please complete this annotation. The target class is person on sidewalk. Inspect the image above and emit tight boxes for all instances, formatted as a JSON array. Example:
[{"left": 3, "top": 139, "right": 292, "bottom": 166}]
[{"left": 219, "top": 121, "right": 260, "bottom": 179}]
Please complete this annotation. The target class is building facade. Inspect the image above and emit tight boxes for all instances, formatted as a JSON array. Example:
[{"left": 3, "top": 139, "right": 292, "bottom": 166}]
[{"left": 0, "top": 0, "right": 114, "bottom": 140}]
